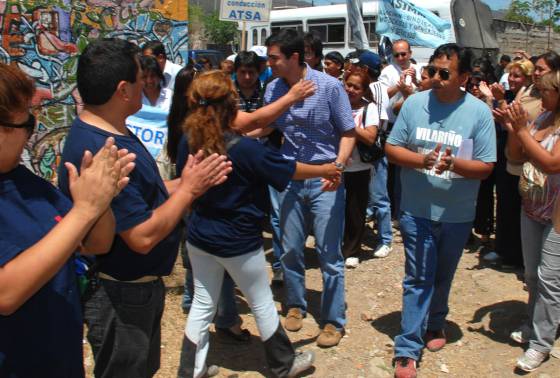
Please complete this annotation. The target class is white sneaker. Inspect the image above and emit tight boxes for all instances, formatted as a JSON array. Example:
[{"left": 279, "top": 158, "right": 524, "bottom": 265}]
[
  {"left": 373, "top": 244, "right": 392, "bottom": 258},
  {"left": 510, "top": 324, "right": 531, "bottom": 344},
  {"left": 482, "top": 251, "right": 500, "bottom": 262},
  {"left": 345, "top": 257, "right": 359, "bottom": 268},
  {"left": 516, "top": 348, "right": 547, "bottom": 372}
]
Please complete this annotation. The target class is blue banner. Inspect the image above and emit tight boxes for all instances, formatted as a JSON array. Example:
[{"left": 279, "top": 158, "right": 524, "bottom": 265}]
[
  {"left": 126, "top": 105, "right": 169, "bottom": 160},
  {"left": 376, "top": 0, "right": 452, "bottom": 48}
]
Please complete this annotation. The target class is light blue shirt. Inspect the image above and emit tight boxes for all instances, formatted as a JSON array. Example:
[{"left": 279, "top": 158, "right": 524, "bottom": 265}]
[
  {"left": 387, "top": 90, "right": 497, "bottom": 223},
  {"left": 263, "top": 64, "right": 355, "bottom": 164}
]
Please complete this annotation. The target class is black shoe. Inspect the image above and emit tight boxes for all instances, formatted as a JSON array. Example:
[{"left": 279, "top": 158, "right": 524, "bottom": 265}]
[
  {"left": 272, "top": 269, "right": 284, "bottom": 285},
  {"left": 215, "top": 326, "right": 251, "bottom": 343}
]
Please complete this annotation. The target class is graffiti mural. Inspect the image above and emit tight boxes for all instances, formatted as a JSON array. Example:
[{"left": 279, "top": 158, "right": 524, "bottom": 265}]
[{"left": 0, "top": 0, "right": 188, "bottom": 182}]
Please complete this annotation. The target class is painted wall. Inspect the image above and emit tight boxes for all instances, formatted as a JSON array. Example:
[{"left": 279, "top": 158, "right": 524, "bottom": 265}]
[{"left": 0, "top": 0, "right": 188, "bottom": 182}]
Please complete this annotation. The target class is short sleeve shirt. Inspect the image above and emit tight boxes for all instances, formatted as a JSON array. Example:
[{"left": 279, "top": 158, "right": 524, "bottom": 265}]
[
  {"left": 176, "top": 135, "right": 295, "bottom": 257},
  {"left": 0, "top": 165, "right": 83, "bottom": 378},
  {"left": 347, "top": 102, "right": 386, "bottom": 172},
  {"left": 263, "top": 64, "right": 355, "bottom": 164},
  {"left": 387, "top": 90, "right": 497, "bottom": 223},
  {"left": 379, "top": 62, "right": 422, "bottom": 123},
  {"left": 58, "top": 118, "right": 182, "bottom": 281}
]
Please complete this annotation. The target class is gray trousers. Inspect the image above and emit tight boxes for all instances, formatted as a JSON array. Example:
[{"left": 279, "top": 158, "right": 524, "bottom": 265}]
[{"left": 521, "top": 210, "right": 560, "bottom": 353}]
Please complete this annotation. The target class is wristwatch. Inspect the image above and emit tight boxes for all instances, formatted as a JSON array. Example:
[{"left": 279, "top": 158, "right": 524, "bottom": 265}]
[{"left": 334, "top": 161, "right": 346, "bottom": 172}]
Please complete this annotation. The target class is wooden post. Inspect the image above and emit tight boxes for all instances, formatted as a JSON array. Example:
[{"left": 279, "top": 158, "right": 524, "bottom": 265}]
[{"left": 241, "top": 21, "right": 247, "bottom": 50}]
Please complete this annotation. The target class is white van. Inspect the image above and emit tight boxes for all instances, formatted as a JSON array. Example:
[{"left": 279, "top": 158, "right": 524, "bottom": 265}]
[{"left": 246, "top": 0, "right": 498, "bottom": 64}]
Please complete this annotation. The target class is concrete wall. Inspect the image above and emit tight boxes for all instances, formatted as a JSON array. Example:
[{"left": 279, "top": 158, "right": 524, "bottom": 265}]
[
  {"left": 493, "top": 19, "right": 560, "bottom": 56},
  {"left": 0, "top": 1, "right": 188, "bottom": 181}
]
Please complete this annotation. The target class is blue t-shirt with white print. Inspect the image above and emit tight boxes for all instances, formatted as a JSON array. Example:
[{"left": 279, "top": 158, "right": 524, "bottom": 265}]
[{"left": 387, "top": 90, "right": 496, "bottom": 223}]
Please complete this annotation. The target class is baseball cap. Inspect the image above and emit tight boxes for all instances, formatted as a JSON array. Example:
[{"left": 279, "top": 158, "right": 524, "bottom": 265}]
[
  {"left": 249, "top": 45, "right": 267, "bottom": 60},
  {"left": 351, "top": 51, "right": 382, "bottom": 71},
  {"left": 225, "top": 54, "right": 237, "bottom": 62}
]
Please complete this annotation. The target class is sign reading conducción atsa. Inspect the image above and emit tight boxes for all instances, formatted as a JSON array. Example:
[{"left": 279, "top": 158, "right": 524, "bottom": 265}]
[{"left": 219, "top": 0, "right": 271, "bottom": 22}]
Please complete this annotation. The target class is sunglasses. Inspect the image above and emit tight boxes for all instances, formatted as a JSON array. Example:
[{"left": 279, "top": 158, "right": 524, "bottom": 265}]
[
  {"left": 427, "top": 66, "right": 450, "bottom": 80},
  {"left": 1, "top": 113, "right": 36, "bottom": 133},
  {"left": 393, "top": 52, "right": 408, "bottom": 58}
]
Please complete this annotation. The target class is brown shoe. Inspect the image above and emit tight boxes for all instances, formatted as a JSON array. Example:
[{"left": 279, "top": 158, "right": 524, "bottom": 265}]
[
  {"left": 425, "top": 329, "right": 446, "bottom": 352},
  {"left": 316, "top": 324, "right": 344, "bottom": 348},
  {"left": 284, "top": 308, "right": 303, "bottom": 332},
  {"left": 394, "top": 357, "right": 417, "bottom": 378}
]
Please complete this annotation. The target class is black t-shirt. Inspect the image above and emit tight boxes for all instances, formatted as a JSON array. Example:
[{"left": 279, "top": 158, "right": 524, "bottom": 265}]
[
  {"left": 0, "top": 165, "right": 83, "bottom": 377},
  {"left": 59, "top": 118, "right": 181, "bottom": 280},
  {"left": 176, "top": 135, "right": 295, "bottom": 257}
]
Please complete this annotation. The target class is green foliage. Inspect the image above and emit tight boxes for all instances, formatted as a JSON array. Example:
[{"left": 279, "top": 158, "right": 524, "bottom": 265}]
[
  {"left": 505, "top": 0, "right": 535, "bottom": 23},
  {"left": 202, "top": 11, "right": 238, "bottom": 46}
]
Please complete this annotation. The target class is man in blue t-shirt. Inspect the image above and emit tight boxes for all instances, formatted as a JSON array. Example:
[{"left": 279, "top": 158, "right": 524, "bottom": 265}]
[
  {"left": 385, "top": 44, "right": 496, "bottom": 378},
  {"left": 58, "top": 39, "right": 231, "bottom": 378},
  {"left": 262, "top": 29, "right": 356, "bottom": 348}
]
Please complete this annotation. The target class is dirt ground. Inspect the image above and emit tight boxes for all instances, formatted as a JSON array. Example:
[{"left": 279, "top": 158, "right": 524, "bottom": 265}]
[{"left": 85, "top": 222, "right": 560, "bottom": 378}]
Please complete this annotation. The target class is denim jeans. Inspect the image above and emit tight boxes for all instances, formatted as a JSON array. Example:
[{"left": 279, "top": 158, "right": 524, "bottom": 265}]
[
  {"left": 520, "top": 211, "right": 560, "bottom": 353},
  {"left": 84, "top": 278, "right": 165, "bottom": 378},
  {"left": 394, "top": 212, "right": 472, "bottom": 360},
  {"left": 181, "top": 244, "right": 288, "bottom": 377},
  {"left": 278, "top": 178, "right": 346, "bottom": 329},
  {"left": 182, "top": 243, "right": 239, "bottom": 328},
  {"left": 269, "top": 185, "right": 283, "bottom": 271},
  {"left": 367, "top": 157, "right": 393, "bottom": 246}
]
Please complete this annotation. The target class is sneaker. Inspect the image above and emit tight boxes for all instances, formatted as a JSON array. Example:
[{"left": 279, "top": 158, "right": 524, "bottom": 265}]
[
  {"left": 316, "top": 323, "right": 344, "bottom": 348},
  {"left": 516, "top": 348, "right": 547, "bottom": 372},
  {"left": 345, "top": 257, "right": 359, "bottom": 268},
  {"left": 204, "top": 365, "right": 219, "bottom": 377},
  {"left": 287, "top": 350, "right": 315, "bottom": 377},
  {"left": 482, "top": 251, "right": 500, "bottom": 262},
  {"left": 425, "top": 329, "right": 446, "bottom": 352},
  {"left": 272, "top": 268, "right": 284, "bottom": 285},
  {"left": 374, "top": 244, "right": 392, "bottom": 258},
  {"left": 510, "top": 324, "right": 531, "bottom": 344},
  {"left": 285, "top": 308, "right": 303, "bottom": 332},
  {"left": 394, "top": 357, "right": 417, "bottom": 378}
]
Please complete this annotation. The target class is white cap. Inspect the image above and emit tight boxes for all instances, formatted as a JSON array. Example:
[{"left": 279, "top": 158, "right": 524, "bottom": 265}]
[
  {"left": 249, "top": 45, "right": 267, "bottom": 58},
  {"left": 226, "top": 54, "right": 237, "bottom": 62}
]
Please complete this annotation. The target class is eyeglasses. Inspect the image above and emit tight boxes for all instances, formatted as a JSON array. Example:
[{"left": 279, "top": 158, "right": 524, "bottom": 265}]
[
  {"left": 427, "top": 66, "right": 450, "bottom": 81},
  {"left": 1, "top": 113, "right": 36, "bottom": 133},
  {"left": 393, "top": 52, "right": 408, "bottom": 58}
]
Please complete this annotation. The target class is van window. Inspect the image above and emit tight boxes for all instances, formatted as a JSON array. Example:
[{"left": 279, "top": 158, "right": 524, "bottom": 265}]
[
  {"left": 307, "top": 18, "right": 345, "bottom": 45},
  {"left": 261, "top": 29, "right": 267, "bottom": 44},
  {"left": 349, "top": 16, "right": 380, "bottom": 47},
  {"left": 271, "top": 21, "right": 303, "bottom": 35}
]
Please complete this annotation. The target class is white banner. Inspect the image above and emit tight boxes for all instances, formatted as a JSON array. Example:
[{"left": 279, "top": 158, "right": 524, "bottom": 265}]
[{"left": 220, "top": 0, "right": 271, "bottom": 23}]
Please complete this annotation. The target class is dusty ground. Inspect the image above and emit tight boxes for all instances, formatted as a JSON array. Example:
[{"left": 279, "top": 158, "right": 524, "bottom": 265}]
[{"left": 85, "top": 222, "right": 560, "bottom": 378}]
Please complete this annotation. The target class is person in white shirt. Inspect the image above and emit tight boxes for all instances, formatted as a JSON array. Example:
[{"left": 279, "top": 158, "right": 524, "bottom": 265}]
[
  {"left": 142, "top": 41, "right": 183, "bottom": 91},
  {"left": 139, "top": 56, "right": 173, "bottom": 111}
]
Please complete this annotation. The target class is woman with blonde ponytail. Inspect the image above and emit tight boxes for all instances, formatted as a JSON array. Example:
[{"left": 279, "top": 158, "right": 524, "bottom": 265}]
[
  {"left": 499, "top": 70, "right": 560, "bottom": 372},
  {"left": 176, "top": 70, "right": 340, "bottom": 378}
]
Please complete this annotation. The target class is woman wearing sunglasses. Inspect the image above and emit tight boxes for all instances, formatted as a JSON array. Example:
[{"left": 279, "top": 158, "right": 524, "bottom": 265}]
[
  {"left": 499, "top": 71, "right": 560, "bottom": 372},
  {"left": 0, "top": 63, "right": 135, "bottom": 377}
]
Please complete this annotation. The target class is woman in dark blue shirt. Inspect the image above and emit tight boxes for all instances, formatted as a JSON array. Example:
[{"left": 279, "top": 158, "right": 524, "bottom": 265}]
[
  {"left": 177, "top": 70, "right": 340, "bottom": 378},
  {"left": 0, "top": 63, "right": 135, "bottom": 377}
]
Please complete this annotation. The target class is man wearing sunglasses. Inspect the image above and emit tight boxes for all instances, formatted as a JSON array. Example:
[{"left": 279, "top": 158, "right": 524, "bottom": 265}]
[{"left": 385, "top": 43, "right": 496, "bottom": 378}]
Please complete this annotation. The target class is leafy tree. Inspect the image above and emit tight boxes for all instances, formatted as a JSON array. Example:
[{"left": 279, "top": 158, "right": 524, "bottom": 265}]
[
  {"left": 202, "top": 12, "right": 239, "bottom": 46},
  {"left": 505, "top": 0, "right": 535, "bottom": 23}
]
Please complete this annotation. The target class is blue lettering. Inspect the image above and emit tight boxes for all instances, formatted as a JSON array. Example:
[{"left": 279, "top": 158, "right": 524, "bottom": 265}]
[
  {"left": 229, "top": 10, "right": 237, "bottom": 19},
  {"left": 253, "top": 11, "right": 261, "bottom": 21},
  {"left": 141, "top": 128, "right": 154, "bottom": 143},
  {"left": 155, "top": 131, "right": 165, "bottom": 145},
  {"left": 245, "top": 11, "right": 252, "bottom": 19},
  {"left": 131, "top": 125, "right": 142, "bottom": 136},
  {"left": 237, "top": 10, "right": 244, "bottom": 18}
]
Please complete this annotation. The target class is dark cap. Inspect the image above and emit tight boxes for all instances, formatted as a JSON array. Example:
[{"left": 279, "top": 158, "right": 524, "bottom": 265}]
[{"left": 351, "top": 51, "right": 382, "bottom": 71}]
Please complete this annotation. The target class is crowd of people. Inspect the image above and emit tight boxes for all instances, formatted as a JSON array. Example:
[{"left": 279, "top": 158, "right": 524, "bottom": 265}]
[{"left": 1, "top": 28, "right": 560, "bottom": 378}]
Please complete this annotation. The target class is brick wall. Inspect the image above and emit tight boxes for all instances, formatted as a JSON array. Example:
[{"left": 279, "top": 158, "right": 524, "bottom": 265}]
[{"left": 493, "top": 19, "right": 560, "bottom": 56}]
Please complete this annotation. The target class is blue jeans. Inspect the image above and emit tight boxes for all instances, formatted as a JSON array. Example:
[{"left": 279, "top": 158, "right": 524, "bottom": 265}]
[
  {"left": 367, "top": 157, "right": 393, "bottom": 246},
  {"left": 394, "top": 212, "right": 472, "bottom": 360},
  {"left": 278, "top": 178, "right": 346, "bottom": 329},
  {"left": 269, "top": 186, "right": 283, "bottom": 271}
]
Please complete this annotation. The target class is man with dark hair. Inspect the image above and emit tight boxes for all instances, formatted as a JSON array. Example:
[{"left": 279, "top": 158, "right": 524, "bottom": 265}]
[
  {"left": 303, "top": 32, "right": 323, "bottom": 70},
  {"left": 59, "top": 39, "right": 231, "bottom": 378},
  {"left": 385, "top": 43, "right": 496, "bottom": 378},
  {"left": 496, "top": 54, "right": 511, "bottom": 80},
  {"left": 264, "top": 29, "right": 355, "bottom": 348},
  {"left": 142, "top": 40, "right": 183, "bottom": 91},
  {"left": 234, "top": 51, "right": 262, "bottom": 113}
]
